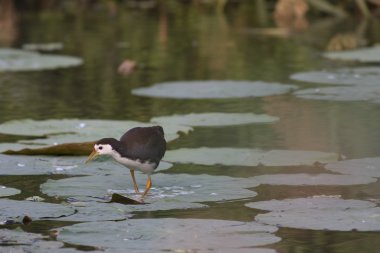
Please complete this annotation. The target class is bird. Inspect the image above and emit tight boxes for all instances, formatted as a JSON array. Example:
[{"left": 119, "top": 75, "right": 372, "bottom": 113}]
[{"left": 86, "top": 126, "right": 166, "bottom": 199}]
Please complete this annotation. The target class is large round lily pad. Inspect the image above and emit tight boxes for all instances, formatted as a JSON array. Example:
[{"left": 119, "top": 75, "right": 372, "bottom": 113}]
[
  {"left": 0, "top": 48, "right": 82, "bottom": 71},
  {"left": 0, "top": 119, "right": 192, "bottom": 148},
  {"left": 323, "top": 46, "right": 380, "bottom": 63},
  {"left": 57, "top": 201, "right": 205, "bottom": 222},
  {"left": 291, "top": 67, "right": 380, "bottom": 86},
  {"left": 246, "top": 196, "right": 376, "bottom": 211},
  {"left": 0, "top": 199, "right": 75, "bottom": 223},
  {"left": 0, "top": 185, "right": 21, "bottom": 197},
  {"left": 132, "top": 80, "right": 297, "bottom": 99},
  {"left": 247, "top": 196, "right": 380, "bottom": 231},
  {"left": 56, "top": 202, "right": 133, "bottom": 222},
  {"left": 151, "top": 112, "right": 279, "bottom": 127},
  {"left": 0, "top": 154, "right": 172, "bottom": 175},
  {"left": 41, "top": 173, "right": 259, "bottom": 207},
  {"left": 165, "top": 147, "right": 339, "bottom": 167},
  {"left": 252, "top": 173, "right": 376, "bottom": 186},
  {"left": 57, "top": 218, "right": 280, "bottom": 252},
  {"left": 294, "top": 86, "right": 380, "bottom": 103},
  {"left": 325, "top": 157, "right": 380, "bottom": 178}
]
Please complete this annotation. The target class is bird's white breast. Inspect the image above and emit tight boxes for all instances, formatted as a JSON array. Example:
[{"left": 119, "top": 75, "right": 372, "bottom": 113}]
[{"left": 112, "top": 151, "right": 157, "bottom": 174}]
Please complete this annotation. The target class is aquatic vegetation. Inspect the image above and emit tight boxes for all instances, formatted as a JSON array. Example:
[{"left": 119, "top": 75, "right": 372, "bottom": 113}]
[
  {"left": 0, "top": 48, "right": 82, "bottom": 71},
  {"left": 132, "top": 81, "right": 297, "bottom": 99}
]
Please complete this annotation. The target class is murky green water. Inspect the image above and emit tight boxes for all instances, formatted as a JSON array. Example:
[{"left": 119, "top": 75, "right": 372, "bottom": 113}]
[{"left": 1, "top": 1, "right": 380, "bottom": 253}]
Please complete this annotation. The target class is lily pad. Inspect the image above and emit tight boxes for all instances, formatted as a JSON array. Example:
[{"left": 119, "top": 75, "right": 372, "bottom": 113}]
[
  {"left": 0, "top": 228, "right": 44, "bottom": 245},
  {"left": 58, "top": 201, "right": 205, "bottom": 222},
  {"left": 0, "top": 229, "right": 98, "bottom": 253},
  {"left": 247, "top": 196, "right": 380, "bottom": 231},
  {"left": 22, "top": 42, "right": 64, "bottom": 51},
  {"left": 323, "top": 46, "right": 380, "bottom": 63},
  {"left": 325, "top": 157, "right": 380, "bottom": 178},
  {"left": 0, "top": 48, "right": 82, "bottom": 71},
  {"left": 0, "top": 199, "right": 75, "bottom": 224},
  {"left": 41, "top": 173, "right": 259, "bottom": 207},
  {"left": 132, "top": 80, "right": 297, "bottom": 99},
  {"left": 57, "top": 218, "right": 280, "bottom": 252},
  {"left": 294, "top": 86, "right": 380, "bottom": 103},
  {"left": 0, "top": 185, "right": 21, "bottom": 197},
  {"left": 151, "top": 112, "right": 279, "bottom": 127},
  {"left": 252, "top": 173, "right": 376, "bottom": 185},
  {"left": 0, "top": 119, "right": 192, "bottom": 147},
  {"left": 56, "top": 202, "right": 133, "bottom": 222},
  {"left": 0, "top": 154, "right": 172, "bottom": 175},
  {"left": 246, "top": 196, "right": 376, "bottom": 211},
  {"left": 165, "top": 147, "right": 339, "bottom": 167},
  {"left": 291, "top": 67, "right": 380, "bottom": 86}
]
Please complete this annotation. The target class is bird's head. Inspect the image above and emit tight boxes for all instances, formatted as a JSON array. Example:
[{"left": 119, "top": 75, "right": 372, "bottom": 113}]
[{"left": 85, "top": 138, "right": 119, "bottom": 163}]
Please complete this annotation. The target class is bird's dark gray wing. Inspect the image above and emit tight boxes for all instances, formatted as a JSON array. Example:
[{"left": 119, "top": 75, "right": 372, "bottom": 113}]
[{"left": 119, "top": 126, "right": 166, "bottom": 164}]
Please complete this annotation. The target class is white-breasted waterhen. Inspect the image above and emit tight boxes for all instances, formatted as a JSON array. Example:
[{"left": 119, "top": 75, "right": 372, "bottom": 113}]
[{"left": 86, "top": 126, "right": 166, "bottom": 198}]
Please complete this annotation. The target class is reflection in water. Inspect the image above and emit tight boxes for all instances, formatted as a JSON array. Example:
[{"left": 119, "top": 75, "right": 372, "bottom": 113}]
[
  {"left": 0, "top": 2, "right": 380, "bottom": 253},
  {"left": 0, "top": 0, "right": 18, "bottom": 46}
]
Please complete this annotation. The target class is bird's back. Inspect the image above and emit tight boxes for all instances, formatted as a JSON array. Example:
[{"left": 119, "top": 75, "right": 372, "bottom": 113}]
[{"left": 119, "top": 126, "right": 166, "bottom": 164}]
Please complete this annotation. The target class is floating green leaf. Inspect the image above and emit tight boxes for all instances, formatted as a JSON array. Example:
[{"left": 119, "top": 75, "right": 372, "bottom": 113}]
[
  {"left": 0, "top": 228, "right": 99, "bottom": 253},
  {"left": 291, "top": 67, "right": 380, "bottom": 86},
  {"left": 151, "top": 112, "right": 279, "bottom": 127},
  {"left": 0, "top": 119, "right": 191, "bottom": 145},
  {"left": 22, "top": 42, "right": 64, "bottom": 51},
  {"left": 41, "top": 173, "right": 259, "bottom": 207},
  {"left": 323, "top": 46, "right": 380, "bottom": 63},
  {"left": 0, "top": 119, "right": 192, "bottom": 154},
  {"left": 165, "top": 147, "right": 339, "bottom": 166},
  {"left": 0, "top": 154, "right": 172, "bottom": 175},
  {"left": 0, "top": 185, "right": 21, "bottom": 197},
  {"left": 57, "top": 202, "right": 133, "bottom": 222},
  {"left": 0, "top": 48, "right": 82, "bottom": 71},
  {"left": 253, "top": 173, "right": 376, "bottom": 185},
  {"left": 247, "top": 196, "right": 380, "bottom": 231},
  {"left": 132, "top": 80, "right": 297, "bottom": 99},
  {"left": 57, "top": 218, "right": 280, "bottom": 252},
  {"left": 58, "top": 201, "right": 205, "bottom": 222},
  {"left": 294, "top": 86, "right": 380, "bottom": 103},
  {"left": 325, "top": 157, "right": 380, "bottom": 178},
  {"left": 0, "top": 199, "right": 75, "bottom": 223},
  {"left": 0, "top": 228, "right": 45, "bottom": 245},
  {"left": 246, "top": 196, "right": 376, "bottom": 211}
]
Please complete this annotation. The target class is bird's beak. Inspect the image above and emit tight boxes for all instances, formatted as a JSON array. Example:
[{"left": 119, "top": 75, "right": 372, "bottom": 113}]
[{"left": 86, "top": 149, "right": 99, "bottom": 163}]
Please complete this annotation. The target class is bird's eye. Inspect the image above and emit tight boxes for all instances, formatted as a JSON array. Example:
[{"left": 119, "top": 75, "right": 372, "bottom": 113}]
[{"left": 98, "top": 146, "right": 103, "bottom": 150}]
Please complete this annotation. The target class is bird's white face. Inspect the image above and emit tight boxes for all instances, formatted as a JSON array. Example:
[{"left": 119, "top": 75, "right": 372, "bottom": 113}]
[
  {"left": 86, "top": 143, "right": 114, "bottom": 163},
  {"left": 94, "top": 143, "right": 113, "bottom": 155}
]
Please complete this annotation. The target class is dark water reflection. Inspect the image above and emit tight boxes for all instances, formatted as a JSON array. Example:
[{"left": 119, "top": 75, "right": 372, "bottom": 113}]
[{"left": 1, "top": 1, "right": 380, "bottom": 252}]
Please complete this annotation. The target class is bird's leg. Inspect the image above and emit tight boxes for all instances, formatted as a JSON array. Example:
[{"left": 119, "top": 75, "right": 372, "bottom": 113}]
[
  {"left": 130, "top": 170, "right": 139, "bottom": 193},
  {"left": 141, "top": 176, "right": 152, "bottom": 198}
]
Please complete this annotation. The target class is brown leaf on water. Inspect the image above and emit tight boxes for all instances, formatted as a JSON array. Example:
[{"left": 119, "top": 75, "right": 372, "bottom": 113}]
[
  {"left": 2, "top": 141, "right": 95, "bottom": 156},
  {"left": 22, "top": 215, "right": 32, "bottom": 225},
  {"left": 109, "top": 193, "right": 144, "bottom": 205},
  {"left": 118, "top": 59, "right": 137, "bottom": 76}
]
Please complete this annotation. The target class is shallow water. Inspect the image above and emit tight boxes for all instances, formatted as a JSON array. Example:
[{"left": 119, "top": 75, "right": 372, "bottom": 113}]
[{"left": 1, "top": 1, "right": 380, "bottom": 253}]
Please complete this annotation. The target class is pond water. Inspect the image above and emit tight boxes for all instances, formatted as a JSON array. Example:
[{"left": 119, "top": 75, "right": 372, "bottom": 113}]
[{"left": 1, "top": 1, "right": 380, "bottom": 253}]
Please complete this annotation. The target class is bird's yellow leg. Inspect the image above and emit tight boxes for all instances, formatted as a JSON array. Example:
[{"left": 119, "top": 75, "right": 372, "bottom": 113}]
[
  {"left": 141, "top": 176, "right": 152, "bottom": 198},
  {"left": 130, "top": 170, "right": 139, "bottom": 193}
]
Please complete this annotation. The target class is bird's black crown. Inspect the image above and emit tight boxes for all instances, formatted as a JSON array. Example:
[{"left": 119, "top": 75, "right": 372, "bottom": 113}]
[{"left": 96, "top": 138, "right": 120, "bottom": 148}]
